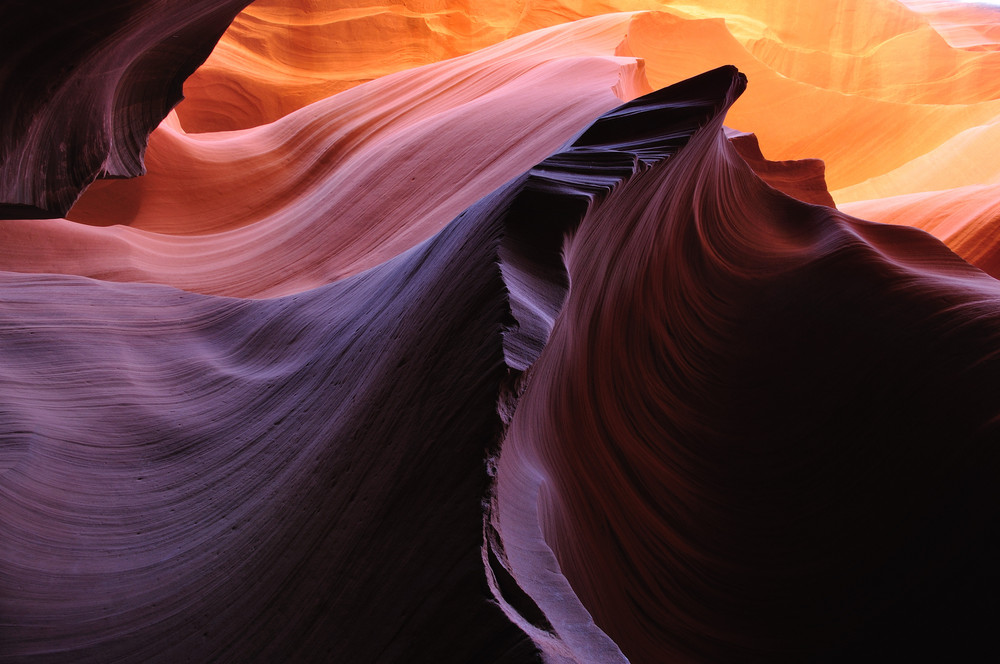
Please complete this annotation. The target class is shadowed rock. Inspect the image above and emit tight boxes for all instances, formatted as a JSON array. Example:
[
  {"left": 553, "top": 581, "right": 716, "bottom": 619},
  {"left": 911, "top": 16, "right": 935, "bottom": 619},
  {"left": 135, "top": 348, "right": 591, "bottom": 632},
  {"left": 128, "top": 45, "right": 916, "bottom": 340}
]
[{"left": 0, "top": 0, "right": 252, "bottom": 218}]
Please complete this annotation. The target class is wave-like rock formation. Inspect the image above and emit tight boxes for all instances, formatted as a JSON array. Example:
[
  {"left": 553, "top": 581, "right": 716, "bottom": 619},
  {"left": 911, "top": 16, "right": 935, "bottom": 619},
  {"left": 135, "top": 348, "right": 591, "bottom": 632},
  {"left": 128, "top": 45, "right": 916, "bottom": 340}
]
[
  {"left": 0, "top": 60, "right": 806, "bottom": 663},
  {"left": 0, "top": 49, "right": 690, "bottom": 659},
  {"left": 901, "top": 0, "right": 1000, "bottom": 49},
  {"left": 493, "top": 65, "right": 1000, "bottom": 663},
  {"left": 727, "top": 130, "right": 835, "bottom": 208},
  {"left": 0, "top": 0, "right": 252, "bottom": 219},
  {"left": 849, "top": 185, "right": 1000, "bottom": 276},
  {"left": 173, "top": 0, "right": 1000, "bottom": 203},
  {"left": 4, "top": 14, "right": 648, "bottom": 297},
  {"left": 4, "top": 0, "right": 1000, "bottom": 662},
  {"left": 0, "top": 207, "right": 533, "bottom": 662}
]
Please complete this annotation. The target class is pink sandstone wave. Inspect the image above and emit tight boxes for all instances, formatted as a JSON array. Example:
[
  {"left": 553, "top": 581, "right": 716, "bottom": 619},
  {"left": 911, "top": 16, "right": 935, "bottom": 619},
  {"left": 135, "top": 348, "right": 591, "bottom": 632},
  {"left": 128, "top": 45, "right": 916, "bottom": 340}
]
[
  {"left": 2, "top": 1, "right": 1000, "bottom": 662},
  {"left": 172, "top": 0, "right": 1000, "bottom": 199},
  {"left": 5, "top": 14, "right": 651, "bottom": 297}
]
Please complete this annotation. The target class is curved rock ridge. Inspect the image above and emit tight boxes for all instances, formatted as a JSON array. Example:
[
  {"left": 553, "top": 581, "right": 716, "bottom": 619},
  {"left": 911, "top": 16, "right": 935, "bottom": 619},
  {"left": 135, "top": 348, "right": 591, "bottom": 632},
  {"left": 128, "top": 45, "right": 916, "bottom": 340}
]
[
  {"left": 5, "top": 1, "right": 1000, "bottom": 662},
  {"left": 498, "top": 66, "right": 762, "bottom": 373},
  {"left": 901, "top": 0, "right": 1000, "bottom": 49},
  {"left": 175, "top": 0, "right": 941, "bottom": 133},
  {"left": 493, "top": 65, "right": 1000, "bottom": 662},
  {"left": 0, "top": 0, "right": 252, "bottom": 219},
  {"left": 7, "top": 1, "right": 1000, "bottom": 222},
  {"left": 491, "top": 66, "right": 754, "bottom": 663},
  {"left": 842, "top": 183, "right": 1000, "bottom": 279},
  {"left": 833, "top": 114, "right": 1000, "bottom": 203},
  {"left": 173, "top": 0, "right": 1000, "bottom": 202},
  {"left": 4, "top": 13, "right": 649, "bottom": 298},
  {"left": 614, "top": 8, "right": 1000, "bottom": 196},
  {"left": 726, "top": 130, "right": 836, "bottom": 207},
  {"left": 0, "top": 65, "right": 757, "bottom": 663},
  {"left": 0, "top": 206, "right": 538, "bottom": 663}
]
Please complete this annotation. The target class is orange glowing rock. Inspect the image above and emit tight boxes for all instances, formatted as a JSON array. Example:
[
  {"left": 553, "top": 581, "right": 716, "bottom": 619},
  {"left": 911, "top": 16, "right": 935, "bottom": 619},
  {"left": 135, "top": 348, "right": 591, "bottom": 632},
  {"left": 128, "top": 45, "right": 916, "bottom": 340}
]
[
  {"left": 20, "top": 15, "right": 649, "bottom": 297},
  {"left": 842, "top": 183, "right": 1000, "bottom": 279},
  {"left": 173, "top": 0, "right": 1000, "bottom": 207},
  {"left": 5, "top": 1, "right": 1000, "bottom": 661}
]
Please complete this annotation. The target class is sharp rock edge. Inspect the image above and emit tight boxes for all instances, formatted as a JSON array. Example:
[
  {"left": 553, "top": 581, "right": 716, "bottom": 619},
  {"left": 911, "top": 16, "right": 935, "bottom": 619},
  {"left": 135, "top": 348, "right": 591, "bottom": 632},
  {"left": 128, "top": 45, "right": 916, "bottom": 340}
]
[
  {"left": 0, "top": 63, "right": 745, "bottom": 664},
  {"left": 494, "top": 60, "right": 1000, "bottom": 663}
]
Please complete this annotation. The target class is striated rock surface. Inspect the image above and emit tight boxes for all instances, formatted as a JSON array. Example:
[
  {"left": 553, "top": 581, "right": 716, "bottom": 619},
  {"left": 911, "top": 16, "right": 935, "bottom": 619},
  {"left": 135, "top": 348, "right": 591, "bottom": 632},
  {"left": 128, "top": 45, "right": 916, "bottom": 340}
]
[
  {"left": 727, "top": 130, "right": 836, "bottom": 207},
  {"left": 842, "top": 183, "right": 1000, "bottom": 279},
  {"left": 9, "top": 14, "right": 650, "bottom": 297},
  {"left": 4, "top": 0, "right": 1000, "bottom": 662},
  {"left": 0, "top": 0, "right": 252, "bottom": 219},
  {"left": 495, "top": 65, "right": 1000, "bottom": 663},
  {"left": 175, "top": 0, "right": 1000, "bottom": 202},
  {"left": 900, "top": 0, "right": 1000, "bottom": 49},
  {"left": 0, "top": 62, "right": 740, "bottom": 664}
]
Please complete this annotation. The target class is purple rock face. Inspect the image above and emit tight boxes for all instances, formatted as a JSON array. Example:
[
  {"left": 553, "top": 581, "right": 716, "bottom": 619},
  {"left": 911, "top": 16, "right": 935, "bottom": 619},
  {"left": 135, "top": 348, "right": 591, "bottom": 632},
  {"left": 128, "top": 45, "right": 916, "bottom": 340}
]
[
  {"left": 0, "top": 0, "right": 252, "bottom": 218},
  {"left": 3, "top": 3, "right": 1000, "bottom": 662},
  {"left": 0, "top": 61, "right": 730, "bottom": 664}
]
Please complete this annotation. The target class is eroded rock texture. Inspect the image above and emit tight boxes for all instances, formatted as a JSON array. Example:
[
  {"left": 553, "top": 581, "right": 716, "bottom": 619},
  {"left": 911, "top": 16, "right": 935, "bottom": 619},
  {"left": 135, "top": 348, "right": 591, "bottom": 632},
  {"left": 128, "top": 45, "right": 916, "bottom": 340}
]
[
  {"left": 3, "top": 1, "right": 1000, "bottom": 662},
  {"left": 494, "top": 65, "right": 1000, "bottom": 663},
  {"left": 0, "top": 0, "right": 252, "bottom": 218}
]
